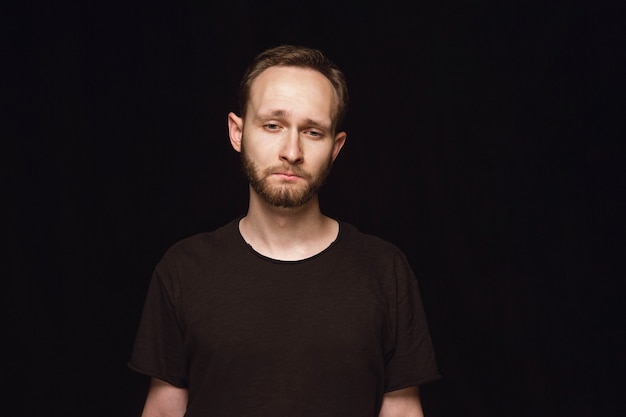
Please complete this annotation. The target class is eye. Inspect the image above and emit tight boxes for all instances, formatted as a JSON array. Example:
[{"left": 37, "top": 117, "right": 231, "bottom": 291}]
[
  {"left": 265, "top": 123, "right": 281, "bottom": 130},
  {"left": 305, "top": 130, "right": 324, "bottom": 139}
]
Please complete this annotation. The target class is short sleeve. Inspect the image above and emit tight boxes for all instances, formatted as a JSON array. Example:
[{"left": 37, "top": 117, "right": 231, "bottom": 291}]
[
  {"left": 128, "top": 260, "right": 188, "bottom": 388},
  {"left": 383, "top": 252, "right": 441, "bottom": 391}
]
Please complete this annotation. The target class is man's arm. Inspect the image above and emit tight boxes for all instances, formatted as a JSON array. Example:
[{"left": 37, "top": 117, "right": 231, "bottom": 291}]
[
  {"left": 378, "top": 386, "right": 424, "bottom": 417},
  {"left": 140, "top": 377, "right": 188, "bottom": 417}
]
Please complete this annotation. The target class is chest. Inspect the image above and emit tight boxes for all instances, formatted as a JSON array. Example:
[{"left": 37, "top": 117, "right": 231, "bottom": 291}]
[{"left": 180, "top": 262, "right": 393, "bottom": 366}]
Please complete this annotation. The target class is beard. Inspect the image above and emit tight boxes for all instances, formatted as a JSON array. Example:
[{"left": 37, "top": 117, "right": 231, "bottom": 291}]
[{"left": 240, "top": 140, "right": 333, "bottom": 209}]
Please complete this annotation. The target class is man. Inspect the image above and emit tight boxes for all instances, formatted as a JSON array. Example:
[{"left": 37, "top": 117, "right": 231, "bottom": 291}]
[{"left": 129, "top": 44, "right": 440, "bottom": 417}]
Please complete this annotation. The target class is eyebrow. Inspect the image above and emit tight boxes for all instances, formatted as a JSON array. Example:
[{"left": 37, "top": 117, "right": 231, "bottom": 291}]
[{"left": 259, "top": 109, "right": 287, "bottom": 119}]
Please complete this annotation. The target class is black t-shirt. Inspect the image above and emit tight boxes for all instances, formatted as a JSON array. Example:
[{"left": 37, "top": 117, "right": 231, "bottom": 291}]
[{"left": 129, "top": 218, "right": 440, "bottom": 416}]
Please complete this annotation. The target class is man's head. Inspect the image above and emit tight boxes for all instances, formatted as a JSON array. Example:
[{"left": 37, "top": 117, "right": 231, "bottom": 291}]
[
  {"left": 228, "top": 45, "right": 349, "bottom": 209},
  {"left": 237, "top": 44, "right": 349, "bottom": 135}
]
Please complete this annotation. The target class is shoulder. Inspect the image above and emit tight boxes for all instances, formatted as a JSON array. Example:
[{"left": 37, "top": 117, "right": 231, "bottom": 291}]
[
  {"left": 158, "top": 217, "right": 242, "bottom": 266},
  {"left": 338, "top": 221, "right": 405, "bottom": 256},
  {"left": 336, "top": 221, "right": 411, "bottom": 269},
  {"left": 333, "top": 222, "right": 419, "bottom": 293}
]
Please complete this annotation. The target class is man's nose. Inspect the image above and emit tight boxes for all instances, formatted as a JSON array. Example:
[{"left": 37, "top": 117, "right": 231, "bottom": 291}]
[{"left": 279, "top": 131, "right": 304, "bottom": 164}]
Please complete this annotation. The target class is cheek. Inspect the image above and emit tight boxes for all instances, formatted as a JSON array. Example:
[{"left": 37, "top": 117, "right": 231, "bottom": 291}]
[
  {"left": 308, "top": 142, "right": 335, "bottom": 161},
  {"left": 245, "top": 140, "right": 277, "bottom": 162}
]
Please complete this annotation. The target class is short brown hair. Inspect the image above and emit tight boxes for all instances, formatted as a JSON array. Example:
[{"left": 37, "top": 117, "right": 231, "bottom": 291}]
[{"left": 238, "top": 44, "right": 349, "bottom": 132}]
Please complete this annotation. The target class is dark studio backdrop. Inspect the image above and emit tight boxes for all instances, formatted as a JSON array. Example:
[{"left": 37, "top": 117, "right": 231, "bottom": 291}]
[{"left": 7, "top": 0, "right": 624, "bottom": 416}]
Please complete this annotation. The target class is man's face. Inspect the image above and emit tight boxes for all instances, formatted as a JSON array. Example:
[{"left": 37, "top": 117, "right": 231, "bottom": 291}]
[{"left": 236, "top": 66, "right": 346, "bottom": 209}]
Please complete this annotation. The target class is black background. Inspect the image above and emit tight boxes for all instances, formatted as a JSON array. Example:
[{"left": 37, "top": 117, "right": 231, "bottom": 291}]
[{"left": 7, "top": 1, "right": 625, "bottom": 416}]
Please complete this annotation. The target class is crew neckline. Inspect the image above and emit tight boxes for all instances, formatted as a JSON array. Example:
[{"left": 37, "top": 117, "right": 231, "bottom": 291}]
[{"left": 234, "top": 216, "right": 343, "bottom": 264}]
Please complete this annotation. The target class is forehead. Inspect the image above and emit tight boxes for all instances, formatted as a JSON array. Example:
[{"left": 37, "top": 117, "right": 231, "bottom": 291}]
[{"left": 248, "top": 66, "right": 338, "bottom": 119}]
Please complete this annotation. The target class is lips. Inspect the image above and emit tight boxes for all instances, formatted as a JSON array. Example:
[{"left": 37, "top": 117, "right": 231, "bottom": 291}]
[
  {"left": 270, "top": 166, "right": 307, "bottom": 180},
  {"left": 274, "top": 172, "right": 301, "bottom": 180},
  {"left": 265, "top": 163, "right": 312, "bottom": 182}
]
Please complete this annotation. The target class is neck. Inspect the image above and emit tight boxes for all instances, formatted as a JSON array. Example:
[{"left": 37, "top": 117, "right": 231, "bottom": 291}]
[{"left": 239, "top": 189, "right": 338, "bottom": 261}]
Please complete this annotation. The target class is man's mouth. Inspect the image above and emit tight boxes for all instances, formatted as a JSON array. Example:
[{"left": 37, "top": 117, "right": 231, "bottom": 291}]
[{"left": 274, "top": 172, "right": 301, "bottom": 180}]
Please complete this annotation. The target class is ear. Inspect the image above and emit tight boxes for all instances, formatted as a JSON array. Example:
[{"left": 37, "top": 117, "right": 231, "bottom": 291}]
[
  {"left": 331, "top": 131, "right": 347, "bottom": 162},
  {"left": 228, "top": 112, "right": 244, "bottom": 153}
]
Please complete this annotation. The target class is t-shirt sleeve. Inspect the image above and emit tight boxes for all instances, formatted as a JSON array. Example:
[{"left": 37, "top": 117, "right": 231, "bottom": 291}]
[
  {"left": 383, "top": 251, "right": 441, "bottom": 391},
  {"left": 127, "top": 258, "right": 188, "bottom": 388}
]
